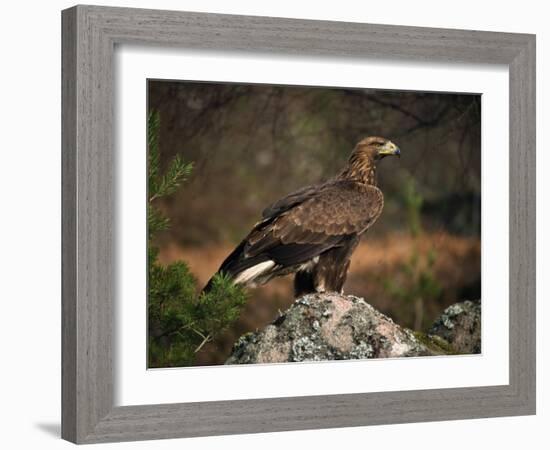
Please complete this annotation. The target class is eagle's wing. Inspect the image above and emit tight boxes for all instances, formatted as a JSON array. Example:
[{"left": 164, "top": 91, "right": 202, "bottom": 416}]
[
  {"left": 272, "top": 180, "right": 383, "bottom": 241},
  {"left": 261, "top": 183, "right": 324, "bottom": 220},
  {"left": 217, "top": 180, "right": 383, "bottom": 279}
]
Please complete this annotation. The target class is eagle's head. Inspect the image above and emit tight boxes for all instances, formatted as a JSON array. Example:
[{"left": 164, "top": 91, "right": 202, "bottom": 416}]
[
  {"left": 354, "top": 136, "right": 401, "bottom": 161},
  {"left": 342, "top": 136, "right": 400, "bottom": 185}
]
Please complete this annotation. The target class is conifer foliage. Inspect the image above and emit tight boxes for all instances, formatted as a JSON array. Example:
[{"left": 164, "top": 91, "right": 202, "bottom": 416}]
[{"left": 147, "top": 111, "right": 247, "bottom": 367}]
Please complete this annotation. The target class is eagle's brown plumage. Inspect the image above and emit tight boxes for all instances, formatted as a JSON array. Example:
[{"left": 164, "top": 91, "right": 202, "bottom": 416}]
[{"left": 204, "top": 136, "right": 400, "bottom": 296}]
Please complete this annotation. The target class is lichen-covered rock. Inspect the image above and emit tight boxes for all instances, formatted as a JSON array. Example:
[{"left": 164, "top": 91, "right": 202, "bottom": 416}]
[
  {"left": 226, "top": 293, "right": 443, "bottom": 364},
  {"left": 429, "top": 300, "right": 481, "bottom": 354}
]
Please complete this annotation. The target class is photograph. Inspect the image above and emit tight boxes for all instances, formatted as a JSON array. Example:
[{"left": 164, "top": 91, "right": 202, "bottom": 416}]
[{"left": 146, "top": 80, "right": 482, "bottom": 368}]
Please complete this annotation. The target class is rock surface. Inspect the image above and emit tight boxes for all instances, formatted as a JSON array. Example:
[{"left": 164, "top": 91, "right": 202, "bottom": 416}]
[
  {"left": 226, "top": 293, "right": 481, "bottom": 364},
  {"left": 429, "top": 300, "right": 481, "bottom": 354}
]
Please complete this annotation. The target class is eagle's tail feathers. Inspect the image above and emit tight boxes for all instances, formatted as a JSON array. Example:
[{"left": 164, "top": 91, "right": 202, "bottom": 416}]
[
  {"left": 233, "top": 260, "right": 275, "bottom": 284},
  {"left": 201, "top": 240, "right": 274, "bottom": 293}
]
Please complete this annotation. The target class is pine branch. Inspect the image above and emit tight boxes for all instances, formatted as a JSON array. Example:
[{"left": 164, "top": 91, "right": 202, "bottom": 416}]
[
  {"left": 149, "top": 157, "right": 193, "bottom": 202},
  {"left": 146, "top": 110, "right": 246, "bottom": 367},
  {"left": 147, "top": 205, "right": 170, "bottom": 239},
  {"left": 148, "top": 110, "right": 161, "bottom": 189}
]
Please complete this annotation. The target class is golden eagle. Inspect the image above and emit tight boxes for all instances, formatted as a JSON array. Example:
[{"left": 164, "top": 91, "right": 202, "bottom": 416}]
[{"left": 205, "top": 137, "right": 400, "bottom": 296}]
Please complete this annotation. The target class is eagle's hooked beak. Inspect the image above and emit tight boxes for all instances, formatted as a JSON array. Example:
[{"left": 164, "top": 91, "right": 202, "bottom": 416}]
[{"left": 378, "top": 141, "right": 401, "bottom": 158}]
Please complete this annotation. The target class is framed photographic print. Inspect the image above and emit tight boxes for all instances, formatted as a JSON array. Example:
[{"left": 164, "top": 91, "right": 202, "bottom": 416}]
[{"left": 62, "top": 5, "right": 536, "bottom": 444}]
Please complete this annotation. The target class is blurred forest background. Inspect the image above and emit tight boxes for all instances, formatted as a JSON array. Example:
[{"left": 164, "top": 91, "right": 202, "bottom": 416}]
[{"left": 148, "top": 79, "right": 481, "bottom": 366}]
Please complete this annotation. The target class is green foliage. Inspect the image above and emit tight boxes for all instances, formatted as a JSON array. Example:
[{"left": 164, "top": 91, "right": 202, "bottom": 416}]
[
  {"left": 147, "top": 111, "right": 247, "bottom": 367},
  {"left": 196, "top": 273, "right": 248, "bottom": 334},
  {"left": 148, "top": 110, "right": 194, "bottom": 203},
  {"left": 147, "top": 205, "right": 169, "bottom": 240},
  {"left": 381, "top": 176, "right": 442, "bottom": 330}
]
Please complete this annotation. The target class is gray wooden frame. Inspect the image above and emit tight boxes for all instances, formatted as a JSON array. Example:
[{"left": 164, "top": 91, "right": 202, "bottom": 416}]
[{"left": 61, "top": 4, "right": 536, "bottom": 444}]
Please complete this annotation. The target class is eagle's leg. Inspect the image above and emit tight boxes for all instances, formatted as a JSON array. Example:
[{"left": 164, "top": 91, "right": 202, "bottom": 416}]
[
  {"left": 314, "top": 255, "right": 352, "bottom": 294},
  {"left": 313, "top": 237, "right": 360, "bottom": 295}
]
